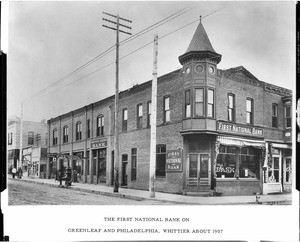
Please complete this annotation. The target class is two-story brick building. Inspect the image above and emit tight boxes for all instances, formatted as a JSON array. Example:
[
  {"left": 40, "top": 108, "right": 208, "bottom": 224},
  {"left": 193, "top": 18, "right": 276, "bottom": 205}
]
[
  {"left": 7, "top": 116, "right": 48, "bottom": 178},
  {"left": 46, "top": 19, "right": 292, "bottom": 195}
]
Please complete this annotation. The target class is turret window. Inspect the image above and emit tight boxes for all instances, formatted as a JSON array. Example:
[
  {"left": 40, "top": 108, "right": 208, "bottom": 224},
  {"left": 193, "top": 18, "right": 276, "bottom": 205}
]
[
  {"left": 185, "top": 90, "right": 191, "bottom": 118},
  {"left": 207, "top": 89, "right": 214, "bottom": 118},
  {"left": 195, "top": 88, "right": 204, "bottom": 117}
]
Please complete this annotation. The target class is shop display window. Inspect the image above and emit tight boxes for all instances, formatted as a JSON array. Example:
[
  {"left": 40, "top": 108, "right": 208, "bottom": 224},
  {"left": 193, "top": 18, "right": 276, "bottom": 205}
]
[{"left": 216, "top": 145, "right": 259, "bottom": 179}]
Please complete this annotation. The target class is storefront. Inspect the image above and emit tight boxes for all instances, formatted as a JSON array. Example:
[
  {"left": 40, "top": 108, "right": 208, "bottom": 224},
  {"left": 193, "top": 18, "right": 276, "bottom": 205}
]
[
  {"left": 90, "top": 138, "right": 107, "bottom": 184},
  {"left": 263, "top": 142, "right": 292, "bottom": 194},
  {"left": 72, "top": 151, "right": 84, "bottom": 183}
]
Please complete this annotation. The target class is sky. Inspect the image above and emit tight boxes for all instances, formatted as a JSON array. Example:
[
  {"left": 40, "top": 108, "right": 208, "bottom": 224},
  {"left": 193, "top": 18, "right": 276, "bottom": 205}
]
[{"left": 4, "top": 1, "right": 296, "bottom": 122}]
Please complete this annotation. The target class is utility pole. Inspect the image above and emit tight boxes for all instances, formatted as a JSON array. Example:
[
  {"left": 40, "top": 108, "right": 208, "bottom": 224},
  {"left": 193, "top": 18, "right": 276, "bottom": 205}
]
[
  {"left": 102, "top": 12, "right": 132, "bottom": 193},
  {"left": 149, "top": 34, "right": 158, "bottom": 198},
  {"left": 18, "top": 102, "right": 23, "bottom": 170}
]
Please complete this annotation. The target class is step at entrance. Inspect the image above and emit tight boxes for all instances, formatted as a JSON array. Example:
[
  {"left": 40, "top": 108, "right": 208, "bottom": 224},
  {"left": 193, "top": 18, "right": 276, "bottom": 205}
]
[{"left": 185, "top": 190, "right": 214, "bottom": 197}]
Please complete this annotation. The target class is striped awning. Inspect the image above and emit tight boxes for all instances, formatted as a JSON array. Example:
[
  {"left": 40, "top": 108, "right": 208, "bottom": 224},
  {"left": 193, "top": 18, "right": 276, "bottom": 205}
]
[{"left": 217, "top": 136, "right": 265, "bottom": 148}]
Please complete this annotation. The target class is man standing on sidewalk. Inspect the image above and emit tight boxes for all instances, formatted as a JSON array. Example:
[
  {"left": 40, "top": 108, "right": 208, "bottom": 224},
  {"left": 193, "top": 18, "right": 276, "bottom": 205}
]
[{"left": 12, "top": 167, "right": 16, "bottom": 179}]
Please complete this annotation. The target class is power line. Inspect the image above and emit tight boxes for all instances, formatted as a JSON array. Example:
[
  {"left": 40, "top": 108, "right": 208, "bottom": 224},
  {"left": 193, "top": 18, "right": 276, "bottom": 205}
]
[
  {"left": 28, "top": 7, "right": 224, "bottom": 101},
  {"left": 25, "top": 8, "right": 190, "bottom": 102}
]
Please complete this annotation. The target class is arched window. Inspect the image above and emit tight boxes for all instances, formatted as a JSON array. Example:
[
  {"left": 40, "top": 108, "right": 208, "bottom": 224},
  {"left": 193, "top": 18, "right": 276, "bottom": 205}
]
[
  {"left": 76, "top": 122, "right": 82, "bottom": 140},
  {"left": 53, "top": 129, "right": 58, "bottom": 145},
  {"left": 28, "top": 131, "right": 34, "bottom": 145},
  {"left": 97, "top": 115, "right": 104, "bottom": 136},
  {"left": 63, "top": 126, "right": 68, "bottom": 143}
]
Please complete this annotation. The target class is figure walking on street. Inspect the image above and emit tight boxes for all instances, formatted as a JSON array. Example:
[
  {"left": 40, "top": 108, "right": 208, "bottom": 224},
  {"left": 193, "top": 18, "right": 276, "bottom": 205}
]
[{"left": 17, "top": 167, "right": 22, "bottom": 179}]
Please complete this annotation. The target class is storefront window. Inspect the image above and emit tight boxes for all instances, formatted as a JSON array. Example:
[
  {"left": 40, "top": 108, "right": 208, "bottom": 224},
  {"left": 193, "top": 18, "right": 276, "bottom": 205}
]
[
  {"left": 268, "top": 156, "right": 280, "bottom": 183},
  {"left": 216, "top": 145, "right": 259, "bottom": 179}
]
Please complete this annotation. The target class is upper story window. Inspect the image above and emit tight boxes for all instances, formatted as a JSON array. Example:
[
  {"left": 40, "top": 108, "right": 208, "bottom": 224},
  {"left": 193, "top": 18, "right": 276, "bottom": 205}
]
[
  {"left": 195, "top": 88, "right": 204, "bottom": 117},
  {"left": 137, "top": 104, "right": 143, "bottom": 129},
  {"left": 97, "top": 115, "right": 104, "bottom": 136},
  {"left": 228, "top": 94, "right": 235, "bottom": 122},
  {"left": 207, "top": 89, "right": 214, "bottom": 118},
  {"left": 185, "top": 90, "right": 191, "bottom": 118},
  {"left": 63, "top": 126, "right": 68, "bottom": 143},
  {"left": 28, "top": 131, "right": 34, "bottom": 145},
  {"left": 272, "top": 104, "right": 278, "bottom": 128},
  {"left": 76, "top": 122, "right": 82, "bottom": 140},
  {"left": 8, "top": 132, "right": 13, "bottom": 145},
  {"left": 87, "top": 119, "right": 90, "bottom": 138},
  {"left": 156, "top": 144, "right": 166, "bottom": 177},
  {"left": 147, "top": 101, "right": 151, "bottom": 127},
  {"left": 285, "top": 105, "right": 291, "bottom": 129},
  {"left": 53, "top": 129, "right": 58, "bottom": 145},
  {"left": 122, "top": 108, "right": 128, "bottom": 132},
  {"left": 163, "top": 96, "right": 170, "bottom": 123},
  {"left": 246, "top": 98, "right": 253, "bottom": 124}
]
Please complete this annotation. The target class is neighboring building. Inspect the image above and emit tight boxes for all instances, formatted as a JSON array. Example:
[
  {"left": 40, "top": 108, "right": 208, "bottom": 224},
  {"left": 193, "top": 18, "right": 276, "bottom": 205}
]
[
  {"left": 46, "top": 19, "right": 292, "bottom": 195},
  {"left": 7, "top": 117, "right": 48, "bottom": 178}
]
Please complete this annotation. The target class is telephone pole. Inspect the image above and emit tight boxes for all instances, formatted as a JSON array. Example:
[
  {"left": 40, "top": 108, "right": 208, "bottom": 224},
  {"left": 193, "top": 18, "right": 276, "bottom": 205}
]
[
  {"left": 149, "top": 35, "right": 158, "bottom": 198},
  {"left": 102, "top": 12, "right": 132, "bottom": 193}
]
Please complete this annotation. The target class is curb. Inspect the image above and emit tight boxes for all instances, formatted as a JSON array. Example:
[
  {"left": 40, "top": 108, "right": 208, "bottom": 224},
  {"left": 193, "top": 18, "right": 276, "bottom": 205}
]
[{"left": 8, "top": 178, "right": 292, "bottom": 205}]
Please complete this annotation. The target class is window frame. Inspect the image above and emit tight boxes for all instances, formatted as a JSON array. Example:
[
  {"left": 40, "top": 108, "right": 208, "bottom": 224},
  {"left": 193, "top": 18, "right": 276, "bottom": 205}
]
[
  {"left": 122, "top": 108, "right": 128, "bottom": 132},
  {"left": 207, "top": 89, "right": 215, "bottom": 118},
  {"left": 284, "top": 105, "right": 291, "bottom": 129},
  {"left": 28, "top": 131, "right": 34, "bottom": 145},
  {"left": 194, "top": 88, "right": 204, "bottom": 117},
  {"left": 8, "top": 132, "right": 13, "bottom": 145},
  {"left": 87, "top": 119, "right": 90, "bottom": 139},
  {"left": 272, "top": 103, "right": 278, "bottom": 128},
  {"left": 163, "top": 96, "right": 171, "bottom": 123},
  {"left": 228, "top": 93, "right": 235, "bottom": 122},
  {"left": 131, "top": 148, "right": 137, "bottom": 181},
  {"left": 63, "top": 125, "right": 69, "bottom": 143},
  {"left": 76, "top": 122, "right": 82, "bottom": 141},
  {"left": 97, "top": 115, "right": 104, "bottom": 136},
  {"left": 185, "top": 89, "right": 191, "bottom": 118},
  {"left": 155, "top": 144, "right": 167, "bottom": 178},
  {"left": 53, "top": 129, "right": 58, "bottom": 145},
  {"left": 147, "top": 101, "right": 151, "bottom": 127},
  {"left": 246, "top": 98, "right": 254, "bottom": 125},
  {"left": 137, "top": 104, "right": 143, "bottom": 129}
]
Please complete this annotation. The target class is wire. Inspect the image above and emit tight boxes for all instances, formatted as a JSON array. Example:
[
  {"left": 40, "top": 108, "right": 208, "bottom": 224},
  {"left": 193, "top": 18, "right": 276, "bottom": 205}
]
[
  {"left": 27, "top": 7, "right": 224, "bottom": 101},
  {"left": 24, "top": 8, "right": 190, "bottom": 102}
]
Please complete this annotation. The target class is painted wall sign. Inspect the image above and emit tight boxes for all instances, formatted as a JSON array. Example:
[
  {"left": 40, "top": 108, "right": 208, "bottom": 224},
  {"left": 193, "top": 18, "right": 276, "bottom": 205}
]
[
  {"left": 166, "top": 149, "right": 182, "bottom": 172},
  {"left": 217, "top": 121, "right": 263, "bottom": 137},
  {"left": 91, "top": 139, "right": 107, "bottom": 149}
]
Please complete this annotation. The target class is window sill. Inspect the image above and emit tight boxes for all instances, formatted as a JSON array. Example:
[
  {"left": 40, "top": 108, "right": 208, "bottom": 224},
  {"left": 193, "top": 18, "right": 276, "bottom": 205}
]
[{"left": 216, "top": 178, "right": 259, "bottom": 181}]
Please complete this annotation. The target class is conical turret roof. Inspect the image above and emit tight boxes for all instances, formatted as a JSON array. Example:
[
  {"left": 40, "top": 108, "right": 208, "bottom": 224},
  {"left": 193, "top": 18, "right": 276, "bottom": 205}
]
[
  {"left": 179, "top": 19, "right": 221, "bottom": 65},
  {"left": 185, "top": 20, "right": 216, "bottom": 53}
]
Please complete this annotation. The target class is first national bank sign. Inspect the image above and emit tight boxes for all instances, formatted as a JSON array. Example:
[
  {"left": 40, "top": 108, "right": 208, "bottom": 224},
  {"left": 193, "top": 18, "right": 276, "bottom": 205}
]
[{"left": 217, "top": 121, "right": 263, "bottom": 137}]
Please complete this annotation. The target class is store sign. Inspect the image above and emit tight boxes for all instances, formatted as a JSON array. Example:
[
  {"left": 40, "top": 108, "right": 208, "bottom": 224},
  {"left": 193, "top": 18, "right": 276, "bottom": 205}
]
[
  {"left": 217, "top": 121, "right": 263, "bottom": 137},
  {"left": 91, "top": 139, "right": 107, "bottom": 149},
  {"left": 166, "top": 150, "right": 182, "bottom": 172}
]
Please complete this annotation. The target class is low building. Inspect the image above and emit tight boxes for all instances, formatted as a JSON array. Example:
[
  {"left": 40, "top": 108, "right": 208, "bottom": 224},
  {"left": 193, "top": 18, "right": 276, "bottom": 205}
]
[
  {"left": 7, "top": 117, "right": 48, "bottom": 178},
  {"left": 46, "top": 19, "right": 292, "bottom": 195}
]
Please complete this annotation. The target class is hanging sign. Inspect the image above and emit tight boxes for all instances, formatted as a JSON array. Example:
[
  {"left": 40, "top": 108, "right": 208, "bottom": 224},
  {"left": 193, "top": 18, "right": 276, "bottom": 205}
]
[{"left": 166, "top": 149, "right": 182, "bottom": 172}]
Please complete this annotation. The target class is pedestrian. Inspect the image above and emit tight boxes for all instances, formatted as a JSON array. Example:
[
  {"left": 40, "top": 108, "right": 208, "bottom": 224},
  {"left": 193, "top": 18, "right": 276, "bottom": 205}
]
[
  {"left": 73, "top": 169, "right": 78, "bottom": 183},
  {"left": 58, "top": 169, "right": 62, "bottom": 185},
  {"left": 12, "top": 167, "right": 16, "bottom": 179},
  {"left": 17, "top": 167, "right": 22, "bottom": 179}
]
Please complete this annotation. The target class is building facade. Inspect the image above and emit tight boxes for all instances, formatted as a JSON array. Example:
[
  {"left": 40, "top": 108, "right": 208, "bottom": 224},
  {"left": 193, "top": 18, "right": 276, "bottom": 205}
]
[
  {"left": 7, "top": 117, "right": 48, "bottom": 178},
  {"left": 46, "top": 20, "right": 292, "bottom": 195}
]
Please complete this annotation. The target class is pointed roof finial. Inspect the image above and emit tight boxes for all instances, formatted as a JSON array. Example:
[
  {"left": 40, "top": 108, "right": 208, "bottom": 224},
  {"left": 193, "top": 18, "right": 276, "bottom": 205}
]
[{"left": 200, "top": 15, "right": 202, "bottom": 22}]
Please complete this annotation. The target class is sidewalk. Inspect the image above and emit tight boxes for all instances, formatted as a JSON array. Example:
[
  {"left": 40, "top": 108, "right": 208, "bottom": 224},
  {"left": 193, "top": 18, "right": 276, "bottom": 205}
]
[{"left": 9, "top": 176, "right": 292, "bottom": 205}]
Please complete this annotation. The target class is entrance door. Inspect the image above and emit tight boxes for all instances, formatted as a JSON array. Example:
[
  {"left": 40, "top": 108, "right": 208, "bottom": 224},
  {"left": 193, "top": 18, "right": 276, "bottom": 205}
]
[
  {"left": 122, "top": 154, "right": 128, "bottom": 186},
  {"left": 188, "top": 153, "right": 211, "bottom": 187}
]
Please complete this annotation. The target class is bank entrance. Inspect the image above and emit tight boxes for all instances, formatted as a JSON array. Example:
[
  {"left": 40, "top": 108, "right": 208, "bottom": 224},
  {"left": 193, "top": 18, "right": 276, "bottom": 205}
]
[{"left": 188, "top": 153, "right": 211, "bottom": 188}]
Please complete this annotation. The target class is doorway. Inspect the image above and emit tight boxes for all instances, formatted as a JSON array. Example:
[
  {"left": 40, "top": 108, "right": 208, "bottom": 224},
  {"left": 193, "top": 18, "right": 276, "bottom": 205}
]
[
  {"left": 122, "top": 154, "right": 128, "bottom": 187},
  {"left": 188, "top": 153, "right": 211, "bottom": 187}
]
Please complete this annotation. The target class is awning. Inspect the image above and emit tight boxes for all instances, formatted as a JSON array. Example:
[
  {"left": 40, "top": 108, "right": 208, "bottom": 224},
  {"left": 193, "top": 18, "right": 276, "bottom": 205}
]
[
  {"left": 217, "top": 136, "right": 265, "bottom": 148},
  {"left": 271, "top": 143, "right": 291, "bottom": 149}
]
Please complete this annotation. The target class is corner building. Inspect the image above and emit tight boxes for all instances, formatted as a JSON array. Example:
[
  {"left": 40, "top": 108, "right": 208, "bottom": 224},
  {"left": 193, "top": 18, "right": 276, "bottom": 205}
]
[{"left": 47, "top": 20, "right": 292, "bottom": 195}]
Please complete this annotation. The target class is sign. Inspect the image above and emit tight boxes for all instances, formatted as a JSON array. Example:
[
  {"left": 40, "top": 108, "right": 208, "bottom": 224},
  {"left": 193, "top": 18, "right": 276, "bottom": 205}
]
[
  {"left": 166, "top": 149, "right": 182, "bottom": 172},
  {"left": 91, "top": 139, "right": 107, "bottom": 149},
  {"left": 217, "top": 121, "right": 263, "bottom": 137}
]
